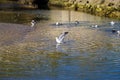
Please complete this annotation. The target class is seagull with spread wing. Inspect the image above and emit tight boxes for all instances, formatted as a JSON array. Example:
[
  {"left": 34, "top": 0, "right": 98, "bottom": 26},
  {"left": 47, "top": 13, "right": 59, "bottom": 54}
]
[{"left": 56, "top": 32, "right": 68, "bottom": 44}]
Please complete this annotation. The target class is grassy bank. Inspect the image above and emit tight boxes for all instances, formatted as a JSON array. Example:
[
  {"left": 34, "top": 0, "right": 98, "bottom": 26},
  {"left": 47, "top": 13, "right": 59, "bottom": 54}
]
[{"left": 49, "top": 0, "right": 120, "bottom": 20}]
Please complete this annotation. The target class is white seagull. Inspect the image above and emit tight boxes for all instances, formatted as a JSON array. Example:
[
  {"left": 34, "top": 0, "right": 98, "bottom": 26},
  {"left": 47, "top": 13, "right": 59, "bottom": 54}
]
[
  {"left": 31, "top": 20, "right": 35, "bottom": 27},
  {"left": 92, "top": 25, "right": 98, "bottom": 28},
  {"left": 111, "top": 29, "right": 120, "bottom": 36},
  {"left": 117, "top": 30, "right": 120, "bottom": 36},
  {"left": 56, "top": 22, "right": 59, "bottom": 26},
  {"left": 55, "top": 22, "right": 62, "bottom": 26},
  {"left": 110, "top": 21, "right": 115, "bottom": 26},
  {"left": 56, "top": 32, "right": 68, "bottom": 44},
  {"left": 75, "top": 21, "right": 79, "bottom": 24}
]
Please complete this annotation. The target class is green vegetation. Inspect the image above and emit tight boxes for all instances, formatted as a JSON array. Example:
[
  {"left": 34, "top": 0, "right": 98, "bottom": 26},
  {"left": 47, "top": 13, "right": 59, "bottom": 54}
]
[
  {"left": 0, "top": 0, "right": 9, "bottom": 3},
  {"left": 49, "top": 0, "right": 120, "bottom": 20},
  {"left": 0, "top": 0, "right": 119, "bottom": 19},
  {"left": 49, "top": 0, "right": 65, "bottom": 8}
]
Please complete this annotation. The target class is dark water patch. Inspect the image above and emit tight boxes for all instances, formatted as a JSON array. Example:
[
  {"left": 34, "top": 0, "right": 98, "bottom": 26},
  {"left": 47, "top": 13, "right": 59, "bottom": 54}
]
[
  {"left": 0, "top": 11, "right": 34, "bottom": 24},
  {"left": 0, "top": 11, "right": 49, "bottom": 24}
]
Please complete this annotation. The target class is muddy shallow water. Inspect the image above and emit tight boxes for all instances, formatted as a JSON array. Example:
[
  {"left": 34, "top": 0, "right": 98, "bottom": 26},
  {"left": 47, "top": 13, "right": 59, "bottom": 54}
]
[{"left": 0, "top": 10, "right": 120, "bottom": 80}]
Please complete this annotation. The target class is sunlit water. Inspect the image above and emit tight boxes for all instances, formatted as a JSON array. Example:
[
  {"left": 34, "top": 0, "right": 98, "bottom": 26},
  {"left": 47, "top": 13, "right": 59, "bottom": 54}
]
[{"left": 0, "top": 10, "right": 120, "bottom": 80}]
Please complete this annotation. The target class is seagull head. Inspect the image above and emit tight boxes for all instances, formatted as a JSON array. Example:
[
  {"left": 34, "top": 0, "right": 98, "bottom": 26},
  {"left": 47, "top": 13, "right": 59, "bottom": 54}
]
[{"left": 64, "top": 32, "right": 69, "bottom": 35}]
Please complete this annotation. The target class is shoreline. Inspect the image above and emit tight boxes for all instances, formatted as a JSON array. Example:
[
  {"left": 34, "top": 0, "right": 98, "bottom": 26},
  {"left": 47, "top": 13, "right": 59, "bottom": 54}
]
[{"left": 48, "top": 0, "right": 120, "bottom": 20}]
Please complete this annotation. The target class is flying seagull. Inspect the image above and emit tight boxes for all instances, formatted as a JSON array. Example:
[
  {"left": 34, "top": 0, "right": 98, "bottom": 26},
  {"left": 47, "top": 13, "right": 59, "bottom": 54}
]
[{"left": 56, "top": 32, "right": 68, "bottom": 44}]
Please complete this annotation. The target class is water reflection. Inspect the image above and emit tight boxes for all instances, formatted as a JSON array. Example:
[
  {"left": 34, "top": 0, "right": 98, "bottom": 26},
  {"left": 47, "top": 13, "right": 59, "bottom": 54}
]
[
  {"left": 0, "top": 10, "right": 120, "bottom": 80},
  {"left": 0, "top": 11, "right": 49, "bottom": 24}
]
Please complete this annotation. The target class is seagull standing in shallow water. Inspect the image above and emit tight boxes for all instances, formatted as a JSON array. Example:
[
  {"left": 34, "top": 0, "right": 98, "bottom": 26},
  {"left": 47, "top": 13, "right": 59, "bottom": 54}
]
[
  {"left": 31, "top": 20, "right": 35, "bottom": 27},
  {"left": 75, "top": 21, "right": 79, "bottom": 24},
  {"left": 56, "top": 32, "right": 68, "bottom": 44},
  {"left": 111, "top": 29, "right": 120, "bottom": 36},
  {"left": 92, "top": 25, "right": 98, "bottom": 28},
  {"left": 110, "top": 21, "right": 115, "bottom": 26},
  {"left": 117, "top": 30, "right": 120, "bottom": 36},
  {"left": 55, "top": 22, "right": 62, "bottom": 26}
]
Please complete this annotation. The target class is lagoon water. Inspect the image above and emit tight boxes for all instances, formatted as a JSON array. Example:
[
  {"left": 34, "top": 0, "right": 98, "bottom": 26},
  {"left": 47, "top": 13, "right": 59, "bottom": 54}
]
[{"left": 0, "top": 10, "right": 120, "bottom": 80}]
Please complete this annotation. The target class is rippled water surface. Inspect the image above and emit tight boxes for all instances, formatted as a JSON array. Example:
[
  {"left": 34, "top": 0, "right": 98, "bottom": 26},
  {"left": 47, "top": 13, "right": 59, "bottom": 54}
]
[{"left": 0, "top": 10, "right": 120, "bottom": 80}]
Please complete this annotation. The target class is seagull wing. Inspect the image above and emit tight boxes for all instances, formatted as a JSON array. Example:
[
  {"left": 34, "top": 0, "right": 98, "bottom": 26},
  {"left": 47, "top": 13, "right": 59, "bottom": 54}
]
[
  {"left": 56, "top": 32, "right": 68, "bottom": 44},
  {"left": 58, "top": 33, "right": 64, "bottom": 39},
  {"left": 59, "top": 32, "right": 68, "bottom": 42}
]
